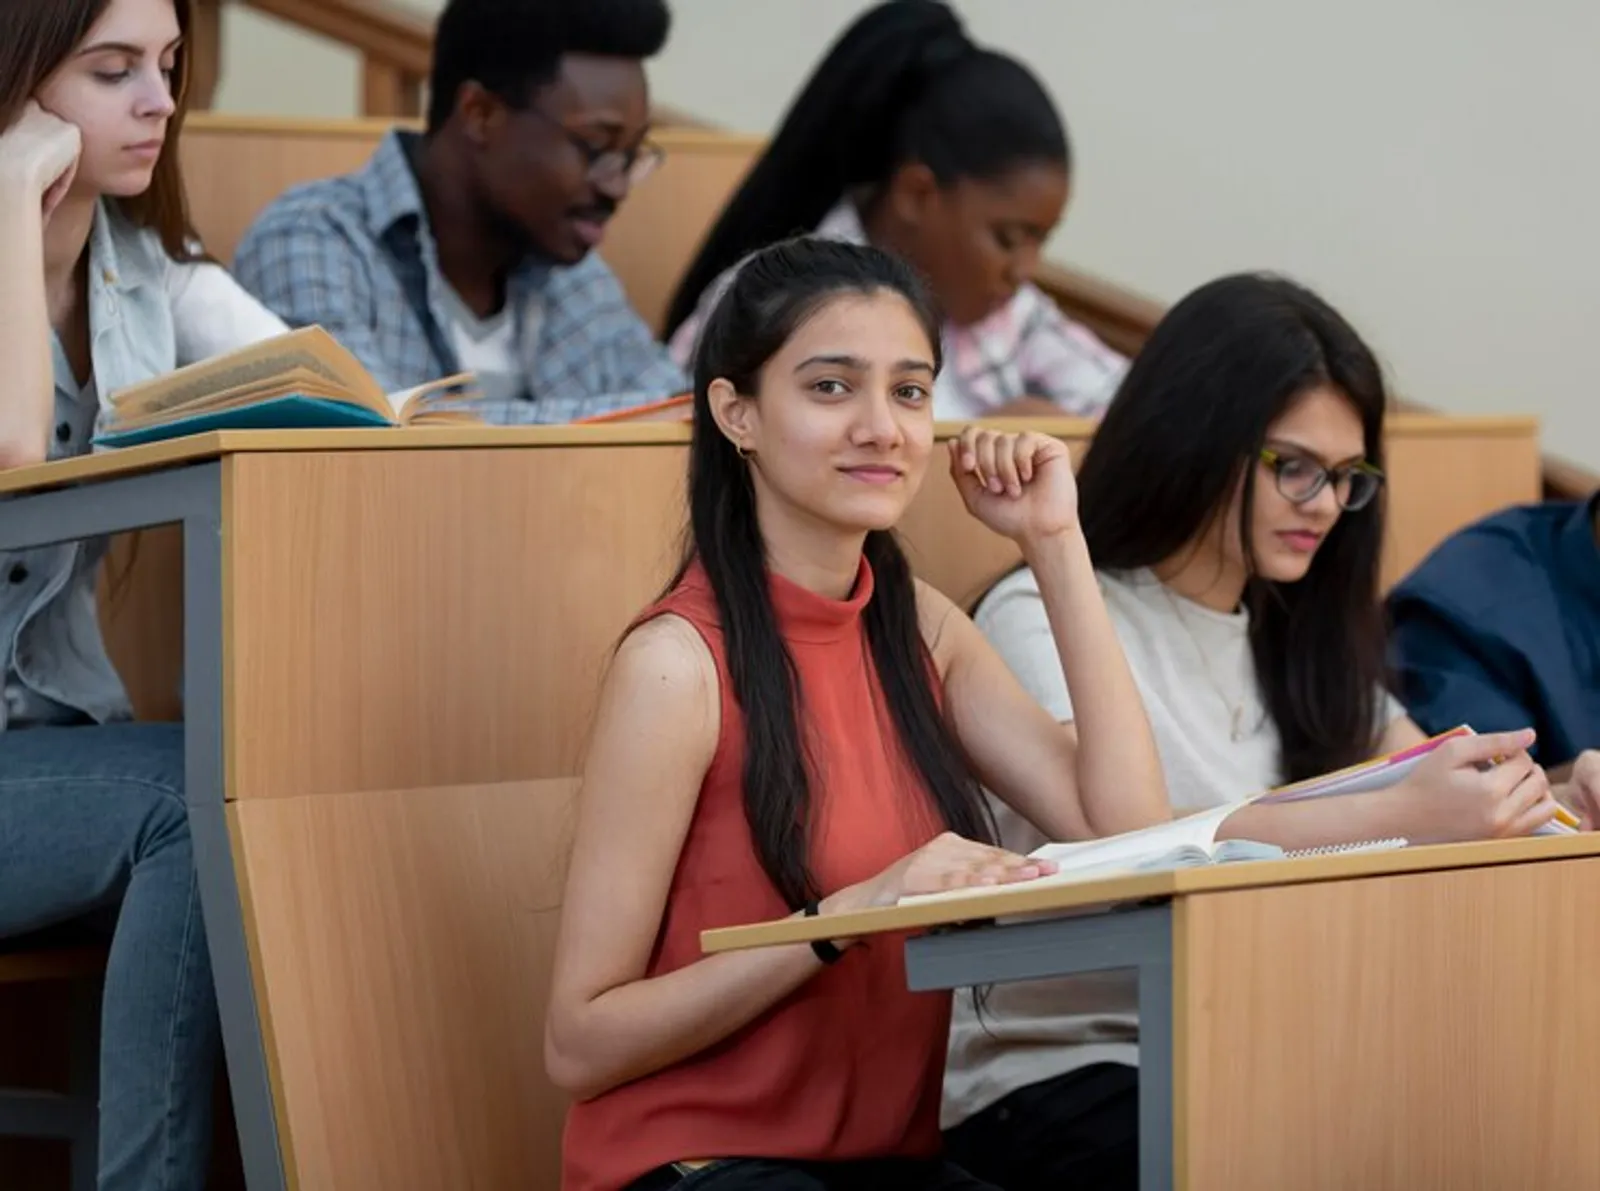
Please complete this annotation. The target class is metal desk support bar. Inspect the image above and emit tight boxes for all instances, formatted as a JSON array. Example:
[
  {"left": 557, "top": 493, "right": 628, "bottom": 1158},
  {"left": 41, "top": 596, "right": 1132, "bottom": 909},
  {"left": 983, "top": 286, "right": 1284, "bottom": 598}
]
[
  {"left": 0, "top": 462, "right": 287, "bottom": 1191},
  {"left": 905, "top": 903, "right": 1174, "bottom": 1191}
]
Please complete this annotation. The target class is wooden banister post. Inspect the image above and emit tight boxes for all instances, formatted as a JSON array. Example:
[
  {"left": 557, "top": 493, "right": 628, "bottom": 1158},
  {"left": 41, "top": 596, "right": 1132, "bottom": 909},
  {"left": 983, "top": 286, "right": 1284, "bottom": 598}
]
[
  {"left": 361, "top": 57, "right": 423, "bottom": 118},
  {"left": 188, "top": 0, "right": 223, "bottom": 110}
]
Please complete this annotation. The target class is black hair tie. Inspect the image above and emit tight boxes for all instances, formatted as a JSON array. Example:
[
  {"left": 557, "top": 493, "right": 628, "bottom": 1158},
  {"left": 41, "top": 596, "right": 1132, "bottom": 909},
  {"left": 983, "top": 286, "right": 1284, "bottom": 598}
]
[{"left": 803, "top": 900, "right": 845, "bottom": 965}]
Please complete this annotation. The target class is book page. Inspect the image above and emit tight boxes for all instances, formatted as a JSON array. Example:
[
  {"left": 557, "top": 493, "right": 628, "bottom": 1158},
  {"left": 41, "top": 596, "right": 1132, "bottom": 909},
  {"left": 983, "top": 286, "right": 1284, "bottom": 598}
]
[
  {"left": 1029, "top": 803, "right": 1239, "bottom": 871},
  {"left": 108, "top": 327, "right": 387, "bottom": 422},
  {"left": 390, "top": 373, "right": 482, "bottom": 424},
  {"left": 896, "top": 804, "right": 1242, "bottom": 907}
]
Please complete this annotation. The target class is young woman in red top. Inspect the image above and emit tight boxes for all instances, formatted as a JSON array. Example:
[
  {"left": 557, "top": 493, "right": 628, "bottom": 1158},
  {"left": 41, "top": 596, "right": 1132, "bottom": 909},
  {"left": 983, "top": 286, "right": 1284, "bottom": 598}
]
[{"left": 546, "top": 237, "right": 1169, "bottom": 1191}]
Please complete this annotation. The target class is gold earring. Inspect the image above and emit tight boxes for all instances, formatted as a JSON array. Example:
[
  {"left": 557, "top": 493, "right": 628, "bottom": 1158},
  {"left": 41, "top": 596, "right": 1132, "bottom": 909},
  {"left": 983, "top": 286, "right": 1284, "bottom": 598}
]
[{"left": 736, "top": 444, "right": 753, "bottom": 460}]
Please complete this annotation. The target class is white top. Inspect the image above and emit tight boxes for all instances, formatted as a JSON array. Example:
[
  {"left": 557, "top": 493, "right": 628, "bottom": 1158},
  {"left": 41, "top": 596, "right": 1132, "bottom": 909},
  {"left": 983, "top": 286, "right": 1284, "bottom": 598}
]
[
  {"left": 940, "top": 565, "right": 1406, "bottom": 1127},
  {"left": 436, "top": 281, "right": 526, "bottom": 409}
]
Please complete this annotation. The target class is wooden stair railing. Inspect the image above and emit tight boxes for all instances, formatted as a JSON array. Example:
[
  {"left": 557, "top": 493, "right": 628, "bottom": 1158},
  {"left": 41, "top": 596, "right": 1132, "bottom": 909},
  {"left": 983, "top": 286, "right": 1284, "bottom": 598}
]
[
  {"left": 188, "top": 0, "right": 711, "bottom": 122},
  {"left": 190, "top": 0, "right": 433, "bottom": 117}
]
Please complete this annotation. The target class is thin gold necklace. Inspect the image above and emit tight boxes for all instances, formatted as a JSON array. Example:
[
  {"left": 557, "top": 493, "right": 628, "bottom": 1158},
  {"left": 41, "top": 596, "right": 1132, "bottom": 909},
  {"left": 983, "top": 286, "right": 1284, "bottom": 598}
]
[{"left": 1158, "top": 581, "right": 1262, "bottom": 743}]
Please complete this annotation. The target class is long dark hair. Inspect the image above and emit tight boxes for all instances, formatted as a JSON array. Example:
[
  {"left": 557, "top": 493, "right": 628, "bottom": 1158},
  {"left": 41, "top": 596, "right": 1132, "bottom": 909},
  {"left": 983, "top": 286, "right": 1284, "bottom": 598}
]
[
  {"left": 0, "top": 0, "right": 204, "bottom": 263},
  {"left": 675, "top": 236, "right": 993, "bottom": 909},
  {"left": 1076, "top": 273, "right": 1390, "bottom": 782},
  {"left": 662, "top": 0, "right": 1068, "bottom": 339}
]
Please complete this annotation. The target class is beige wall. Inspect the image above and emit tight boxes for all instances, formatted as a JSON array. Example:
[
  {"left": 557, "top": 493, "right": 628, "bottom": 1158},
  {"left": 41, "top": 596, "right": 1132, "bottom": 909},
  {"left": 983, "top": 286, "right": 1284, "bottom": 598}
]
[{"left": 212, "top": 0, "right": 1600, "bottom": 472}]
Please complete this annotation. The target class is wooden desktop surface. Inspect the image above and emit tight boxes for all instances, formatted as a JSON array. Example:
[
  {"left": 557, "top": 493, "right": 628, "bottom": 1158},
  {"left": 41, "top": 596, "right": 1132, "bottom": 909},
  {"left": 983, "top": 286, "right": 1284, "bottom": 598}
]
[{"left": 700, "top": 830, "right": 1600, "bottom": 952}]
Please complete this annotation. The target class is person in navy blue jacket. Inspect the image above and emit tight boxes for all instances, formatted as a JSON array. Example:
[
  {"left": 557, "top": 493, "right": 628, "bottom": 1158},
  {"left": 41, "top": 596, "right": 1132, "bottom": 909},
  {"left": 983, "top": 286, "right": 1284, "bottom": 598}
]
[{"left": 1388, "top": 493, "right": 1600, "bottom": 825}]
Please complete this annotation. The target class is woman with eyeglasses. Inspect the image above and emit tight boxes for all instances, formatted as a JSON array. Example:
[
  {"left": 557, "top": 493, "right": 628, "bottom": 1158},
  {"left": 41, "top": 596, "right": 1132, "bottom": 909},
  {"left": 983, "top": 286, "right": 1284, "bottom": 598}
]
[{"left": 938, "top": 273, "right": 1560, "bottom": 1190}]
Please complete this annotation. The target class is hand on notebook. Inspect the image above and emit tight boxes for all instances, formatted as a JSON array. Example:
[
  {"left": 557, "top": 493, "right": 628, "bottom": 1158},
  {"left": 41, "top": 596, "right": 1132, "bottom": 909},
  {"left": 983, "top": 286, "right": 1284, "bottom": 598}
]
[
  {"left": 1390, "top": 729, "right": 1559, "bottom": 843},
  {"left": 825, "top": 832, "right": 1058, "bottom": 918},
  {"left": 1557, "top": 750, "right": 1600, "bottom": 831},
  {"left": 948, "top": 426, "right": 1077, "bottom": 546}
]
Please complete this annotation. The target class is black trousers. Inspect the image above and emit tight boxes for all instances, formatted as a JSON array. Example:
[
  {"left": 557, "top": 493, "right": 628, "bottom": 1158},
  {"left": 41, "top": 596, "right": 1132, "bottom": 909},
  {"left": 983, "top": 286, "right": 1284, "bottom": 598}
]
[
  {"left": 941, "top": 1063, "right": 1139, "bottom": 1190},
  {"left": 624, "top": 1157, "right": 1000, "bottom": 1191}
]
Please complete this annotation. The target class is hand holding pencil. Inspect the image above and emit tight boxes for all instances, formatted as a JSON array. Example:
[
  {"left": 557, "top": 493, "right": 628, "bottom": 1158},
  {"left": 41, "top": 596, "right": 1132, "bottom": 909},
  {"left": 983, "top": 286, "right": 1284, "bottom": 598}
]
[{"left": 1390, "top": 729, "right": 1563, "bottom": 844}]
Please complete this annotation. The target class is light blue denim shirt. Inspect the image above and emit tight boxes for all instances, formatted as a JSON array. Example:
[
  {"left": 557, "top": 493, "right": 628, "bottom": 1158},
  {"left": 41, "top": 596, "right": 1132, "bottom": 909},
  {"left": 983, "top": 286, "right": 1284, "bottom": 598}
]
[{"left": 0, "top": 201, "right": 285, "bottom": 729}]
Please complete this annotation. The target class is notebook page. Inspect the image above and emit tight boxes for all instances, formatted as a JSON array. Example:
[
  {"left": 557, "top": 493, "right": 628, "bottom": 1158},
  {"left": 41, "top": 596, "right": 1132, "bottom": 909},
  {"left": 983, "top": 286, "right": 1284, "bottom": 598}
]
[{"left": 1029, "top": 803, "right": 1238, "bottom": 871}]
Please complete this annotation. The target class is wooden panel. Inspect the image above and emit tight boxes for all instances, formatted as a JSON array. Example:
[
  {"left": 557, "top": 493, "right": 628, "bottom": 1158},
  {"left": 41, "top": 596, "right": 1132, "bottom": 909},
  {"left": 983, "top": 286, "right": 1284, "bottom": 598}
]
[
  {"left": 216, "top": 432, "right": 1093, "bottom": 798},
  {"left": 359, "top": 59, "right": 422, "bottom": 119},
  {"left": 1382, "top": 421, "right": 1542, "bottom": 582},
  {"left": 222, "top": 446, "right": 688, "bottom": 797},
  {"left": 98, "top": 529, "right": 185, "bottom": 722},
  {"left": 181, "top": 118, "right": 386, "bottom": 268},
  {"left": 179, "top": 115, "right": 760, "bottom": 333},
  {"left": 88, "top": 417, "right": 1538, "bottom": 774},
  {"left": 230, "top": 778, "right": 577, "bottom": 1191},
  {"left": 1177, "top": 857, "right": 1600, "bottom": 1190},
  {"left": 188, "top": 0, "right": 222, "bottom": 111}
]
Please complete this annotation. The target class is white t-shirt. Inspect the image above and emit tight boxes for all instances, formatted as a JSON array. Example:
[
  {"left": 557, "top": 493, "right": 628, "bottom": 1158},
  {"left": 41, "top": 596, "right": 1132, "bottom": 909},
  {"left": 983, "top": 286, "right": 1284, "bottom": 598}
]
[
  {"left": 941, "top": 565, "right": 1406, "bottom": 1128},
  {"left": 437, "top": 282, "right": 526, "bottom": 409}
]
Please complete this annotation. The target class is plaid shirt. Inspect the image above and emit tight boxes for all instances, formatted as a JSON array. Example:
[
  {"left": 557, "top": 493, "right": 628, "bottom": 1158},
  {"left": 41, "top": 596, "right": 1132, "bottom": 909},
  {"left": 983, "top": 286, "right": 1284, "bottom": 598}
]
[
  {"left": 669, "top": 201, "right": 1127, "bottom": 420},
  {"left": 233, "top": 131, "right": 686, "bottom": 424}
]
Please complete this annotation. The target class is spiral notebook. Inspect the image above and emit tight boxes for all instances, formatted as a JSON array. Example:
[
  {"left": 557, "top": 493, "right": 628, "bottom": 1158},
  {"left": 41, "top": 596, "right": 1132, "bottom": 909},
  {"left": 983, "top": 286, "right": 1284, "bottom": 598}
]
[
  {"left": 1254, "top": 725, "right": 1579, "bottom": 833},
  {"left": 1283, "top": 837, "right": 1408, "bottom": 859}
]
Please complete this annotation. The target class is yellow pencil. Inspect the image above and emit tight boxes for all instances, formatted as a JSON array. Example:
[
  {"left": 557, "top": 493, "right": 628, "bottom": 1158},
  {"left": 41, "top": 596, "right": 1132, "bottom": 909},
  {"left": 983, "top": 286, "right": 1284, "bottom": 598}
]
[{"left": 1484, "top": 747, "right": 1581, "bottom": 830}]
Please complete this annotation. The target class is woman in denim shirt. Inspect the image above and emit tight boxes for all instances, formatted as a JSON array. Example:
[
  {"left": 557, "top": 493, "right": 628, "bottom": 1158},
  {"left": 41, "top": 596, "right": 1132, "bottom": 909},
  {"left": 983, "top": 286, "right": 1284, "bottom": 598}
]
[{"left": 0, "top": 0, "right": 285, "bottom": 1187}]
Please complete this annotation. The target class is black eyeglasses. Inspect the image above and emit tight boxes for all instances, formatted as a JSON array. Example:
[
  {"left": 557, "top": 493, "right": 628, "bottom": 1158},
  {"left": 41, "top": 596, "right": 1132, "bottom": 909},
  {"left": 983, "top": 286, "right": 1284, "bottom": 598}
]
[
  {"left": 1259, "top": 448, "right": 1385, "bottom": 511},
  {"left": 525, "top": 106, "right": 664, "bottom": 188}
]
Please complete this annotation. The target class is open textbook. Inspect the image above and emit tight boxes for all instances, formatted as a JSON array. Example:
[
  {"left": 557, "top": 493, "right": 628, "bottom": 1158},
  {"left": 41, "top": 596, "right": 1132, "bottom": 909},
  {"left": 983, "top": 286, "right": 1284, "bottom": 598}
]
[
  {"left": 897, "top": 806, "right": 1409, "bottom": 907},
  {"left": 896, "top": 725, "right": 1577, "bottom": 908},
  {"left": 94, "top": 327, "right": 480, "bottom": 448}
]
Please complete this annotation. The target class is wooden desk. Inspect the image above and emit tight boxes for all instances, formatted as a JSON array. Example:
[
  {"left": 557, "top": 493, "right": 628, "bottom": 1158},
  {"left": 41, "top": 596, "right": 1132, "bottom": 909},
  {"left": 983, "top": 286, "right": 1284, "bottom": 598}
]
[
  {"left": 68, "top": 411, "right": 1542, "bottom": 729},
  {"left": 0, "top": 412, "right": 1542, "bottom": 1189},
  {"left": 705, "top": 833, "right": 1600, "bottom": 1191}
]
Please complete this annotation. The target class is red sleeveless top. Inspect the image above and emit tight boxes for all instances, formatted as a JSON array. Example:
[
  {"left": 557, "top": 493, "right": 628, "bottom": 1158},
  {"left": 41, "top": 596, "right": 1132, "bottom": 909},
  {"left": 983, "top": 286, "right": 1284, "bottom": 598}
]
[{"left": 560, "top": 558, "right": 954, "bottom": 1190}]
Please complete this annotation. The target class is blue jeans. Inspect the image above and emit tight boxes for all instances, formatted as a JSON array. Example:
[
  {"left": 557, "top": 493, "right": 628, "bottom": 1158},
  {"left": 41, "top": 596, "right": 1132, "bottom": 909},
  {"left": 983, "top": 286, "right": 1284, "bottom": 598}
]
[{"left": 0, "top": 722, "right": 217, "bottom": 1191}]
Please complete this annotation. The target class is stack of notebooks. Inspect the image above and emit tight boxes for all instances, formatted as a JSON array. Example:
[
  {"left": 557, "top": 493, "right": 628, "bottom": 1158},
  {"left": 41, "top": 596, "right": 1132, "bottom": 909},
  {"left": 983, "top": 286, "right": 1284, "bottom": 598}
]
[{"left": 95, "top": 327, "right": 480, "bottom": 448}]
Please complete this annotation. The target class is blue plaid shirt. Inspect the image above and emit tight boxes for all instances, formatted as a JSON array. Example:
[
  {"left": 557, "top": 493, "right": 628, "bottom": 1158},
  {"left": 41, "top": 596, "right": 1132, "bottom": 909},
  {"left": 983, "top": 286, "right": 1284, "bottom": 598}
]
[{"left": 232, "top": 130, "right": 687, "bottom": 424}]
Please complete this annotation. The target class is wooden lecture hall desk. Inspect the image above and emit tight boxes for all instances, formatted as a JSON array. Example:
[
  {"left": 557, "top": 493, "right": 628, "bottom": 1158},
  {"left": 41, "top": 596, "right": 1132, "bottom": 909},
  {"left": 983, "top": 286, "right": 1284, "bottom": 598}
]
[
  {"left": 0, "top": 412, "right": 1544, "bottom": 1190},
  {"left": 705, "top": 833, "right": 1600, "bottom": 1191}
]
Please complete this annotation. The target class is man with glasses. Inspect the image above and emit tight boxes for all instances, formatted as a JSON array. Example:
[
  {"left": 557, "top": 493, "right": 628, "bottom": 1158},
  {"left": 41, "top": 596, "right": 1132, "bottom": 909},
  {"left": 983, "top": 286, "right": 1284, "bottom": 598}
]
[
  {"left": 1389, "top": 493, "right": 1600, "bottom": 826},
  {"left": 235, "top": 0, "right": 685, "bottom": 423}
]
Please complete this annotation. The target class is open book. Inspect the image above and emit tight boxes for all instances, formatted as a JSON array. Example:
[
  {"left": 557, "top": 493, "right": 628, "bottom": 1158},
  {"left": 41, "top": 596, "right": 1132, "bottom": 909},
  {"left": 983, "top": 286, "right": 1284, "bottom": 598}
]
[
  {"left": 897, "top": 812, "right": 1410, "bottom": 907},
  {"left": 898, "top": 810, "right": 1284, "bottom": 906},
  {"left": 896, "top": 725, "right": 1577, "bottom": 909},
  {"left": 95, "top": 327, "right": 480, "bottom": 448}
]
